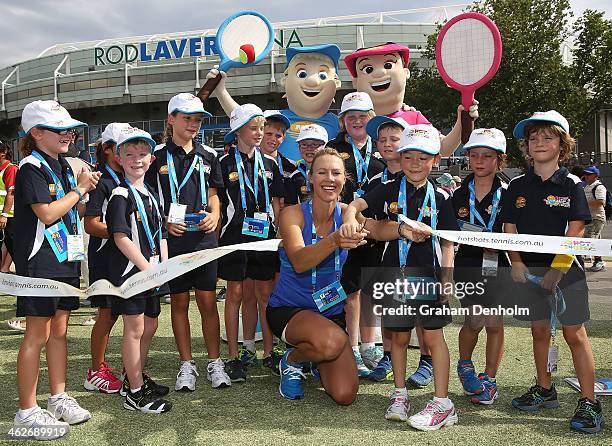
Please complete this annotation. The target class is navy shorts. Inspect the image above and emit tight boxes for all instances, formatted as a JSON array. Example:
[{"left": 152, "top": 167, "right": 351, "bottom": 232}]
[
  {"left": 88, "top": 268, "right": 112, "bottom": 308},
  {"left": 111, "top": 292, "right": 161, "bottom": 318},
  {"left": 169, "top": 261, "right": 218, "bottom": 293},
  {"left": 16, "top": 277, "right": 80, "bottom": 317},
  {"left": 218, "top": 250, "right": 278, "bottom": 282}
]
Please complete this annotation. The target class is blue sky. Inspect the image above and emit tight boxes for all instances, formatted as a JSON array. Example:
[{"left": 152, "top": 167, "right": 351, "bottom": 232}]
[{"left": 0, "top": 0, "right": 609, "bottom": 68}]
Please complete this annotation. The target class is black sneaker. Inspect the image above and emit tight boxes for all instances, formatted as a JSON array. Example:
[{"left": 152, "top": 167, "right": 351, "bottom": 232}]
[
  {"left": 571, "top": 397, "right": 604, "bottom": 434},
  {"left": 124, "top": 386, "right": 172, "bottom": 414},
  {"left": 120, "top": 376, "right": 130, "bottom": 397},
  {"left": 263, "top": 345, "right": 285, "bottom": 375},
  {"left": 225, "top": 358, "right": 247, "bottom": 382},
  {"left": 143, "top": 372, "right": 170, "bottom": 396},
  {"left": 511, "top": 383, "right": 560, "bottom": 412}
]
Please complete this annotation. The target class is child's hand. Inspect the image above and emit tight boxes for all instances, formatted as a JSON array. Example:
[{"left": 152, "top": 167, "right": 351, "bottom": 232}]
[
  {"left": 541, "top": 269, "right": 564, "bottom": 292},
  {"left": 168, "top": 222, "right": 187, "bottom": 237},
  {"left": 206, "top": 66, "right": 228, "bottom": 96},
  {"left": 198, "top": 211, "right": 219, "bottom": 233},
  {"left": 457, "top": 100, "right": 479, "bottom": 120},
  {"left": 511, "top": 262, "right": 529, "bottom": 283},
  {"left": 339, "top": 219, "right": 361, "bottom": 238},
  {"left": 332, "top": 228, "right": 367, "bottom": 250},
  {"left": 77, "top": 168, "right": 100, "bottom": 193},
  {"left": 399, "top": 220, "right": 432, "bottom": 243}
]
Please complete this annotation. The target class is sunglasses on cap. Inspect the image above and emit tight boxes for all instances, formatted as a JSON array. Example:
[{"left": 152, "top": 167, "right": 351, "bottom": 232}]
[{"left": 40, "top": 127, "right": 78, "bottom": 136}]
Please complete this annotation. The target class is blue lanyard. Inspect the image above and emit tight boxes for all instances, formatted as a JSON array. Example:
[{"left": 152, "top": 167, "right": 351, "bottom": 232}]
[
  {"left": 31, "top": 151, "right": 80, "bottom": 234},
  {"left": 398, "top": 178, "right": 437, "bottom": 269},
  {"left": 308, "top": 200, "right": 341, "bottom": 292},
  {"left": 276, "top": 155, "right": 284, "bottom": 177},
  {"left": 124, "top": 178, "right": 162, "bottom": 255},
  {"left": 468, "top": 180, "right": 502, "bottom": 232},
  {"left": 525, "top": 273, "right": 566, "bottom": 340},
  {"left": 234, "top": 148, "right": 271, "bottom": 214},
  {"left": 297, "top": 160, "right": 310, "bottom": 192},
  {"left": 349, "top": 136, "right": 372, "bottom": 189},
  {"left": 105, "top": 165, "right": 122, "bottom": 186},
  {"left": 167, "top": 149, "right": 207, "bottom": 207}
]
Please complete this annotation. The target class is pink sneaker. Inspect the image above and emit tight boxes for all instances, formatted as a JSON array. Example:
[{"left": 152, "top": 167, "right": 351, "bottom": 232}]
[{"left": 84, "top": 362, "right": 122, "bottom": 394}]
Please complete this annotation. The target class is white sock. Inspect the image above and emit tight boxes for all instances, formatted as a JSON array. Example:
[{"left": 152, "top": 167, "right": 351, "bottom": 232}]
[
  {"left": 394, "top": 387, "right": 408, "bottom": 396},
  {"left": 131, "top": 386, "right": 142, "bottom": 393},
  {"left": 48, "top": 392, "right": 67, "bottom": 402},
  {"left": 209, "top": 357, "right": 222, "bottom": 364},
  {"left": 433, "top": 396, "right": 453, "bottom": 409},
  {"left": 352, "top": 346, "right": 360, "bottom": 355},
  {"left": 273, "top": 336, "right": 280, "bottom": 345},
  {"left": 360, "top": 342, "right": 375, "bottom": 353},
  {"left": 17, "top": 406, "right": 40, "bottom": 419},
  {"left": 243, "top": 339, "right": 255, "bottom": 352}
]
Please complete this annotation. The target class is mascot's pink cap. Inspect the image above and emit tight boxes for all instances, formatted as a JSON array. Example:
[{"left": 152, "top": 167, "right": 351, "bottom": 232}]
[{"left": 344, "top": 42, "right": 410, "bottom": 78}]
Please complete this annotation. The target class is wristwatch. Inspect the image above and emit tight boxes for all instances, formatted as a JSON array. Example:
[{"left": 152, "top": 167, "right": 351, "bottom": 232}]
[{"left": 71, "top": 187, "right": 84, "bottom": 201}]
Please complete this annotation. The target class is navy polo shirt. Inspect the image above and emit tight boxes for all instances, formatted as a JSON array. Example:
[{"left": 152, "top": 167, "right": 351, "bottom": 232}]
[
  {"left": 363, "top": 178, "right": 459, "bottom": 275},
  {"left": 85, "top": 168, "right": 123, "bottom": 270},
  {"left": 284, "top": 167, "right": 310, "bottom": 205},
  {"left": 452, "top": 173, "right": 510, "bottom": 268},
  {"left": 218, "top": 147, "right": 284, "bottom": 239},
  {"left": 277, "top": 153, "right": 297, "bottom": 180},
  {"left": 105, "top": 183, "right": 166, "bottom": 286},
  {"left": 14, "top": 151, "right": 80, "bottom": 278},
  {"left": 327, "top": 133, "right": 385, "bottom": 204},
  {"left": 146, "top": 141, "right": 224, "bottom": 255},
  {"left": 499, "top": 167, "right": 591, "bottom": 266}
]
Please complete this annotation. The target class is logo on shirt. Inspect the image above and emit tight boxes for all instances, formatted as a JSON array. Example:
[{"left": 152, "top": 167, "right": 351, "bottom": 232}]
[
  {"left": 48, "top": 184, "right": 56, "bottom": 195},
  {"left": 300, "top": 185, "right": 309, "bottom": 195},
  {"left": 265, "top": 170, "right": 273, "bottom": 180},
  {"left": 159, "top": 165, "right": 168, "bottom": 174},
  {"left": 543, "top": 195, "right": 570, "bottom": 208},
  {"left": 388, "top": 202, "right": 399, "bottom": 214},
  {"left": 458, "top": 207, "right": 469, "bottom": 218},
  {"left": 515, "top": 196, "right": 527, "bottom": 208},
  {"left": 339, "top": 152, "right": 350, "bottom": 160},
  {"left": 229, "top": 171, "right": 239, "bottom": 182},
  {"left": 486, "top": 204, "right": 495, "bottom": 215},
  {"left": 135, "top": 211, "right": 142, "bottom": 221},
  {"left": 419, "top": 206, "right": 437, "bottom": 218}
]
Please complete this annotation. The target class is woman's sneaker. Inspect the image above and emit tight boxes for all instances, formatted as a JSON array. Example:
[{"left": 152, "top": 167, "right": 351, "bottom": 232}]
[
  {"left": 408, "top": 399, "right": 458, "bottom": 431},
  {"left": 175, "top": 360, "right": 199, "bottom": 392},
  {"left": 511, "top": 383, "right": 560, "bottom": 412},
  {"left": 570, "top": 397, "right": 604, "bottom": 434},
  {"left": 279, "top": 350, "right": 306, "bottom": 400},
  {"left": 470, "top": 374, "right": 498, "bottom": 405},
  {"left": 385, "top": 390, "right": 410, "bottom": 422},
  {"left": 47, "top": 393, "right": 91, "bottom": 425},
  {"left": 457, "top": 360, "right": 484, "bottom": 395},
  {"left": 84, "top": 362, "right": 122, "bottom": 394},
  {"left": 361, "top": 345, "right": 384, "bottom": 370},
  {"left": 124, "top": 386, "right": 172, "bottom": 414},
  {"left": 207, "top": 358, "right": 231, "bottom": 388},
  {"left": 225, "top": 358, "right": 247, "bottom": 382},
  {"left": 12, "top": 407, "right": 70, "bottom": 440}
]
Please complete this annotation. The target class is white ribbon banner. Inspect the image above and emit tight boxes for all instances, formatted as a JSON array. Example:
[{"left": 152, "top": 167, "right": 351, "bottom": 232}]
[
  {"left": 398, "top": 214, "right": 612, "bottom": 257},
  {"left": 0, "top": 239, "right": 280, "bottom": 299}
]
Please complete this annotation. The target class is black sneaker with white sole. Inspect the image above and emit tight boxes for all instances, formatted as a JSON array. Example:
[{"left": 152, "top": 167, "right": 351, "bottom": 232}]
[
  {"left": 225, "top": 358, "right": 247, "bottom": 382},
  {"left": 124, "top": 387, "right": 172, "bottom": 414},
  {"left": 120, "top": 373, "right": 170, "bottom": 397}
]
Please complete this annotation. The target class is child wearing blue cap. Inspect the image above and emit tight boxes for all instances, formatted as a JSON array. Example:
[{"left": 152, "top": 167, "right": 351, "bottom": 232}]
[
  {"left": 207, "top": 44, "right": 342, "bottom": 160},
  {"left": 500, "top": 110, "right": 604, "bottom": 434},
  {"left": 581, "top": 165, "right": 607, "bottom": 272}
]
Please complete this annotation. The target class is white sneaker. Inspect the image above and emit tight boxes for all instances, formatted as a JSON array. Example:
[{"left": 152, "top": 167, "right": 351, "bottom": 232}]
[
  {"left": 175, "top": 360, "right": 198, "bottom": 391},
  {"left": 207, "top": 359, "right": 231, "bottom": 388},
  {"left": 385, "top": 391, "right": 410, "bottom": 422},
  {"left": 81, "top": 316, "right": 97, "bottom": 326},
  {"left": 12, "top": 407, "right": 70, "bottom": 440},
  {"left": 408, "top": 399, "right": 458, "bottom": 431},
  {"left": 47, "top": 394, "right": 91, "bottom": 425},
  {"left": 361, "top": 346, "right": 383, "bottom": 370}
]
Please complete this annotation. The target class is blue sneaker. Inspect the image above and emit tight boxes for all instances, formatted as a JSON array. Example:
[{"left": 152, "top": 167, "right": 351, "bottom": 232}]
[
  {"left": 279, "top": 350, "right": 306, "bottom": 400},
  {"left": 310, "top": 363, "right": 320, "bottom": 382},
  {"left": 407, "top": 358, "right": 433, "bottom": 388},
  {"left": 457, "top": 360, "right": 483, "bottom": 395},
  {"left": 238, "top": 346, "right": 257, "bottom": 367},
  {"left": 470, "top": 374, "right": 498, "bottom": 405},
  {"left": 512, "top": 383, "right": 559, "bottom": 412},
  {"left": 353, "top": 349, "right": 371, "bottom": 378},
  {"left": 368, "top": 354, "right": 393, "bottom": 382},
  {"left": 570, "top": 397, "right": 604, "bottom": 434}
]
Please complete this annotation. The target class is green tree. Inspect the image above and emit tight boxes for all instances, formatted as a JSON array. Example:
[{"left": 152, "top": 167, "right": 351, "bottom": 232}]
[{"left": 405, "top": 0, "right": 599, "bottom": 166}]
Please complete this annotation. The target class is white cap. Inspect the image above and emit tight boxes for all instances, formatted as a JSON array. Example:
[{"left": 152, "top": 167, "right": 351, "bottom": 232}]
[
  {"left": 263, "top": 110, "right": 291, "bottom": 129},
  {"left": 463, "top": 128, "right": 507, "bottom": 154},
  {"left": 366, "top": 116, "right": 408, "bottom": 140},
  {"left": 21, "top": 100, "right": 86, "bottom": 134},
  {"left": 397, "top": 124, "right": 440, "bottom": 155},
  {"left": 296, "top": 124, "right": 328, "bottom": 144},
  {"left": 513, "top": 110, "right": 569, "bottom": 138},
  {"left": 224, "top": 104, "right": 264, "bottom": 144},
  {"left": 339, "top": 92, "right": 374, "bottom": 115},
  {"left": 116, "top": 126, "right": 156, "bottom": 152},
  {"left": 168, "top": 93, "right": 211, "bottom": 116},
  {"left": 101, "top": 123, "right": 131, "bottom": 145}
]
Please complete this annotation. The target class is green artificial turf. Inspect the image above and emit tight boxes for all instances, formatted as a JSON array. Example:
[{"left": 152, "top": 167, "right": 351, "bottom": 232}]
[{"left": 0, "top": 293, "right": 610, "bottom": 446}]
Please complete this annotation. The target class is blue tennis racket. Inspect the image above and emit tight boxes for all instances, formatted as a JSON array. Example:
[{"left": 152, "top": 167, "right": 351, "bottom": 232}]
[{"left": 198, "top": 11, "right": 274, "bottom": 100}]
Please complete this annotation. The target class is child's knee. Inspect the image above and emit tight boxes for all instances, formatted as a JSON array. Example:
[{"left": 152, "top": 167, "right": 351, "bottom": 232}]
[
  {"left": 392, "top": 331, "right": 410, "bottom": 349},
  {"left": 562, "top": 326, "right": 587, "bottom": 347}
]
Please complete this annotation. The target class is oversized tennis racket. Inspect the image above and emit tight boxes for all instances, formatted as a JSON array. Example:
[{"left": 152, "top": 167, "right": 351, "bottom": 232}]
[
  {"left": 435, "top": 12, "right": 502, "bottom": 143},
  {"left": 197, "top": 11, "right": 274, "bottom": 100}
]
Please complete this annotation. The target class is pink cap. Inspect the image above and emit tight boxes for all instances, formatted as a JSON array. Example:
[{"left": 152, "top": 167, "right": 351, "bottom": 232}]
[{"left": 344, "top": 42, "right": 410, "bottom": 78}]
